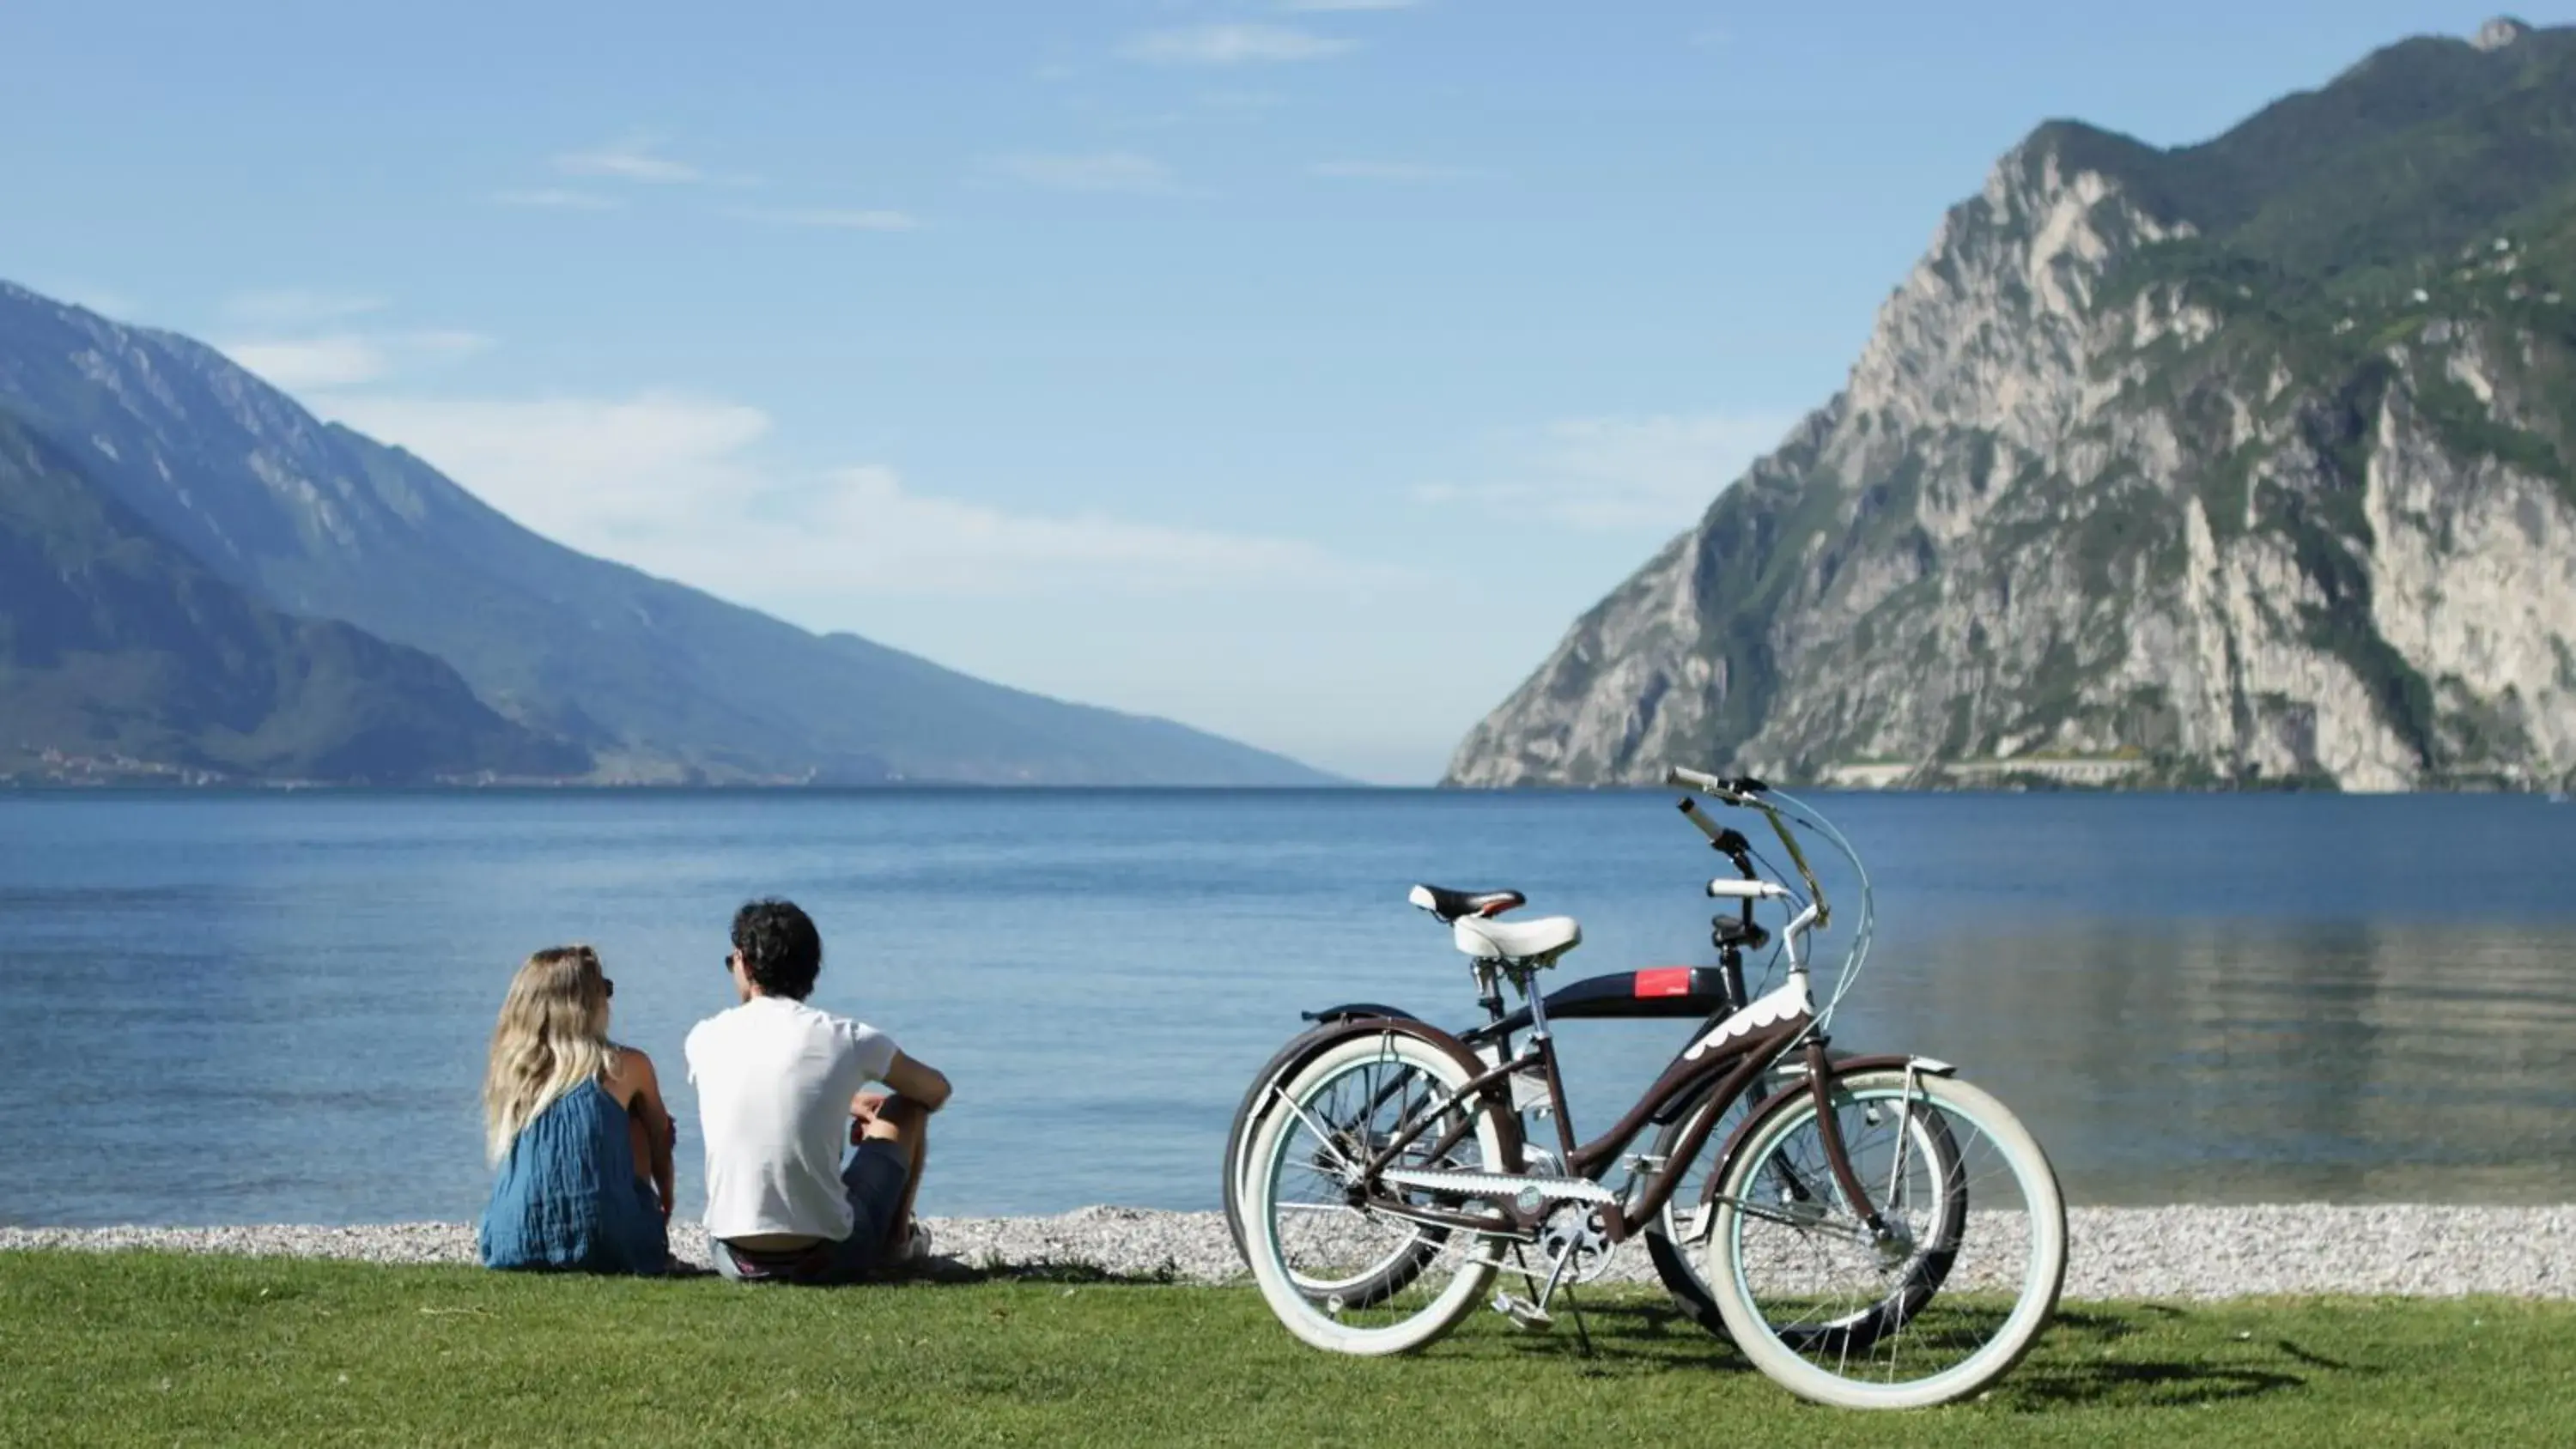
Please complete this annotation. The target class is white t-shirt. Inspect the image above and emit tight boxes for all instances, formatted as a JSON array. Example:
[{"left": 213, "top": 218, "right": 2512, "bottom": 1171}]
[{"left": 684, "top": 995, "right": 899, "bottom": 1242}]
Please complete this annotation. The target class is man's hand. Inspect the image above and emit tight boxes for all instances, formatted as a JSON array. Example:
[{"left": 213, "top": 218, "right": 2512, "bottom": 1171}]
[{"left": 851, "top": 1091, "right": 890, "bottom": 1144}]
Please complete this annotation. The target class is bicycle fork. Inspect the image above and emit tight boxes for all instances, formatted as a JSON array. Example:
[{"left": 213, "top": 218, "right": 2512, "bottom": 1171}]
[{"left": 1801, "top": 1037, "right": 1900, "bottom": 1248}]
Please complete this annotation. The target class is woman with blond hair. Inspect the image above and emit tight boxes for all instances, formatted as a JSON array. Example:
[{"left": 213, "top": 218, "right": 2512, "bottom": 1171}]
[{"left": 477, "top": 945, "right": 674, "bottom": 1274}]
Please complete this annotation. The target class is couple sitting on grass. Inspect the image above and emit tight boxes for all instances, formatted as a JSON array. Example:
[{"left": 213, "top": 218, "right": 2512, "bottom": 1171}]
[{"left": 476, "top": 898, "right": 951, "bottom": 1282}]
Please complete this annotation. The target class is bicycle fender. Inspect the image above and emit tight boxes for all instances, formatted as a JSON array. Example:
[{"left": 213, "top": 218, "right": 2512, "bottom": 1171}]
[
  {"left": 1771, "top": 1052, "right": 1953, "bottom": 1079},
  {"left": 1694, "top": 1056, "right": 1955, "bottom": 1212},
  {"left": 1275, "top": 1015, "right": 1529, "bottom": 1173},
  {"left": 1298, "top": 1001, "right": 1419, "bottom": 1025}
]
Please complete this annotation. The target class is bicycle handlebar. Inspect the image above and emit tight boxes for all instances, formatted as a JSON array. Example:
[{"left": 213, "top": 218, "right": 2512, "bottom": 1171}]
[
  {"left": 1667, "top": 762, "right": 1879, "bottom": 1028},
  {"left": 1675, "top": 797, "right": 1733, "bottom": 846},
  {"left": 1668, "top": 762, "right": 1829, "bottom": 929}
]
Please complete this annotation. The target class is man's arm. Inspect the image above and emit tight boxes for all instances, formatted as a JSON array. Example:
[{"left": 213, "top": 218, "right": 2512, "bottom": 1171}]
[
  {"left": 880, "top": 1051, "right": 950, "bottom": 1113},
  {"left": 854, "top": 1050, "right": 950, "bottom": 1125}
]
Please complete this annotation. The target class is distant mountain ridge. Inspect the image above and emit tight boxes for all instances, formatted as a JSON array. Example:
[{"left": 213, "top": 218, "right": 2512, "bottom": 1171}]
[
  {"left": 1449, "top": 21, "right": 2576, "bottom": 791},
  {"left": 0, "top": 409, "right": 580, "bottom": 783},
  {"left": 0, "top": 282, "right": 1333, "bottom": 785}
]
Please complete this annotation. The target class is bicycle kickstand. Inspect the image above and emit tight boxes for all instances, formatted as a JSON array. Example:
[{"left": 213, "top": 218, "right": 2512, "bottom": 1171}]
[
  {"left": 1560, "top": 1282, "right": 1594, "bottom": 1358},
  {"left": 1495, "top": 1235, "right": 1586, "bottom": 1337}
]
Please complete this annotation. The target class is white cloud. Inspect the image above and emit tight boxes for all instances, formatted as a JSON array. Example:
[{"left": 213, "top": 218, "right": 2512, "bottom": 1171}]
[
  {"left": 1307, "top": 160, "right": 1497, "bottom": 182},
  {"left": 222, "top": 337, "right": 388, "bottom": 391},
  {"left": 217, "top": 330, "right": 492, "bottom": 392},
  {"left": 553, "top": 136, "right": 705, "bottom": 185},
  {"left": 1121, "top": 24, "right": 1356, "bottom": 65},
  {"left": 1283, "top": 0, "right": 1421, "bottom": 10},
  {"left": 313, "top": 391, "right": 1361, "bottom": 598},
  {"left": 492, "top": 187, "right": 624, "bottom": 211},
  {"left": 732, "top": 206, "right": 921, "bottom": 232},
  {"left": 1419, "top": 411, "right": 1803, "bottom": 530},
  {"left": 987, "top": 151, "right": 1178, "bottom": 194}
]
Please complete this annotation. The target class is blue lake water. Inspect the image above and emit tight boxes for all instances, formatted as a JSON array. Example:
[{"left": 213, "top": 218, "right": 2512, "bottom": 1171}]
[{"left": 2, "top": 789, "right": 2573, "bottom": 1227}]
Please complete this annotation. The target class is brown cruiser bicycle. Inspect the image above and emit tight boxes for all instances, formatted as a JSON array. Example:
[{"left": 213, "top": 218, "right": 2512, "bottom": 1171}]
[{"left": 1239, "top": 767, "right": 2068, "bottom": 1410}]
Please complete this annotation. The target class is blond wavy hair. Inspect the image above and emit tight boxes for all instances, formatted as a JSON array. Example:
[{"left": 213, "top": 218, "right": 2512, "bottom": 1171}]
[{"left": 482, "top": 945, "right": 617, "bottom": 1165}]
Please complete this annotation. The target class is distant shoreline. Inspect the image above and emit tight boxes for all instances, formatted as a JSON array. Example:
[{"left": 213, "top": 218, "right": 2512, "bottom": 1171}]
[{"left": 3, "top": 779, "right": 2567, "bottom": 797}]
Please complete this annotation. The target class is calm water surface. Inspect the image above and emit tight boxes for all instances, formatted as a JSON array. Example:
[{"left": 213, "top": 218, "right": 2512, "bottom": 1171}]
[{"left": 2, "top": 790, "right": 2571, "bottom": 1225}]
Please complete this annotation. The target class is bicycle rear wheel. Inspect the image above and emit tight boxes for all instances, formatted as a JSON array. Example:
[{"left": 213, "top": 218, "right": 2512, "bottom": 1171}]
[
  {"left": 1704, "top": 1069, "right": 2064, "bottom": 1410},
  {"left": 1242, "top": 1029, "right": 1516, "bottom": 1356},
  {"left": 1222, "top": 1011, "right": 1423, "bottom": 1271}
]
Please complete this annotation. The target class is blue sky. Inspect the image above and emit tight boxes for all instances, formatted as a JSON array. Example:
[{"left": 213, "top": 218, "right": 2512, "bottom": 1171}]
[{"left": 3, "top": 1, "right": 2560, "bottom": 781}]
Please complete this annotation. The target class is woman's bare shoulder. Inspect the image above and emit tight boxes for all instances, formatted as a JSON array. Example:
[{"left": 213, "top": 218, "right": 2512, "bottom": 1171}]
[{"left": 605, "top": 1045, "right": 663, "bottom": 1092}]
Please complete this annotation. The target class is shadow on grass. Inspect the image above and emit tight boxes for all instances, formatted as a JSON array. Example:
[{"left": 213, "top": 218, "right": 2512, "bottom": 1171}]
[
  {"left": 654, "top": 1257, "right": 1190, "bottom": 1288},
  {"left": 880, "top": 1258, "right": 1187, "bottom": 1288},
  {"left": 1994, "top": 1311, "right": 2355, "bottom": 1411},
  {"left": 1455, "top": 1296, "right": 2341, "bottom": 1411},
  {"left": 2002, "top": 1359, "right": 2306, "bottom": 1410}
]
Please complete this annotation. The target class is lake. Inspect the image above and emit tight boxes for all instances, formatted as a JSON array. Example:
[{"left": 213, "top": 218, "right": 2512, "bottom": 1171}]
[{"left": 2, "top": 789, "right": 2571, "bottom": 1227}]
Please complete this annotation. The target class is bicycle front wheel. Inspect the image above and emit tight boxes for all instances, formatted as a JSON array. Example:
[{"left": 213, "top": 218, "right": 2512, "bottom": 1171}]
[
  {"left": 1645, "top": 1058, "right": 1962, "bottom": 1351},
  {"left": 1242, "top": 1029, "right": 1515, "bottom": 1356},
  {"left": 1704, "top": 1069, "right": 2065, "bottom": 1410}
]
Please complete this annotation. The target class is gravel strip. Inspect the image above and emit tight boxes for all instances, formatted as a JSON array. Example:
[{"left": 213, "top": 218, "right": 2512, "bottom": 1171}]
[{"left": 4, "top": 1204, "right": 2572, "bottom": 1300}]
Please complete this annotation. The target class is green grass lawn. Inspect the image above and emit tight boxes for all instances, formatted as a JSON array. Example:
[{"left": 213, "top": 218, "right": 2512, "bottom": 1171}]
[{"left": 3, "top": 1253, "right": 2572, "bottom": 1446}]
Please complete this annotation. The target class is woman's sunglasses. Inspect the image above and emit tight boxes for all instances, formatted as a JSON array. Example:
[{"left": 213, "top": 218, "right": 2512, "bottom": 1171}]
[{"left": 602, "top": 978, "right": 615, "bottom": 999}]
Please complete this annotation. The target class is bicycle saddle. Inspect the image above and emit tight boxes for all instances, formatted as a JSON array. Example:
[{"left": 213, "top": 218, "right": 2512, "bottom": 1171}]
[
  {"left": 1406, "top": 884, "right": 1525, "bottom": 924},
  {"left": 1451, "top": 913, "right": 1582, "bottom": 966}
]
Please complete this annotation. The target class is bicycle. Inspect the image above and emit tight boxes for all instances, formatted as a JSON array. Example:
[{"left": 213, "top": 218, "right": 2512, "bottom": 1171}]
[
  {"left": 1220, "top": 806, "right": 1912, "bottom": 1338},
  {"left": 1237, "top": 767, "right": 2067, "bottom": 1410}
]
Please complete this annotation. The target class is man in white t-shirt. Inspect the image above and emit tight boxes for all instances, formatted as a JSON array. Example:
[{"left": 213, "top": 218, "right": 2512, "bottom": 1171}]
[{"left": 685, "top": 898, "right": 951, "bottom": 1283}]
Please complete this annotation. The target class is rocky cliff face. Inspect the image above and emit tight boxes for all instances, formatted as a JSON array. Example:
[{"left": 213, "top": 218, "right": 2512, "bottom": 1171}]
[{"left": 1449, "top": 26, "right": 2576, "bottom": 791}]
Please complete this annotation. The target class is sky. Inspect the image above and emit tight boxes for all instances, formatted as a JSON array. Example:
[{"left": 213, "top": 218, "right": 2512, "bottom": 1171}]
[{"left": 2, "top": 1, "right": 2564, "bottom": 782}]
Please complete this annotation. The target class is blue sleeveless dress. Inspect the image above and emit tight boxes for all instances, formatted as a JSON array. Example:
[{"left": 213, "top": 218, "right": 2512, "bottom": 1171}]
[{"left": 477, "top": 1078, "right": 669, "bottom": 1275}]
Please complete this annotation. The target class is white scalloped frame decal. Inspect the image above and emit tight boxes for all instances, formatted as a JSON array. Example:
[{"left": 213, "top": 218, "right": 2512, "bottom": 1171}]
[{"left": 1681, "top": 976, "right": 1812, "bottom": 1060}]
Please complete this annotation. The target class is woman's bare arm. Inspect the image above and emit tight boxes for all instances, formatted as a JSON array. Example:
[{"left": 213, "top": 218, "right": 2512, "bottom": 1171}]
[{"left": 613, "top": 1048, "right": 678, "bottom": 1218}]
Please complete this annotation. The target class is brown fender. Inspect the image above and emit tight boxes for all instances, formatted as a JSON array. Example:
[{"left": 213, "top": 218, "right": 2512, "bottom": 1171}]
[
  {"left": 1697, "top": 1051, "right": 1956, "bottom": 1216},
  {"left": 1282, "top": 1014, "right": 1531, "bottom": 1174}
]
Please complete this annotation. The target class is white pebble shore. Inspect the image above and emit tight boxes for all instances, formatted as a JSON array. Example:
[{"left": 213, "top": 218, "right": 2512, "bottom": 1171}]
[{"left": 5, "top": 1204, "right": 2573, "bottom": 1300}]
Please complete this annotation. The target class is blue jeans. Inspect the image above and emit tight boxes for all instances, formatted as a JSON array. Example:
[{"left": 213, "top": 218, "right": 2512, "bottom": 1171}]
[{"left": 711, "top": 1140, "right": 911, "bottom": 1285}]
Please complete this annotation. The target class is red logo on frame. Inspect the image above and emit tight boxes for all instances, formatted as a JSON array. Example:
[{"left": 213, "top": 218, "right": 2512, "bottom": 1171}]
[{"left": 1633, "top": 968, "right": 1693, "bottom": 997}]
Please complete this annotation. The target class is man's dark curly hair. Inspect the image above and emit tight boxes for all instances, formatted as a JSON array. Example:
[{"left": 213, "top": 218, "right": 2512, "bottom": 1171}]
[{"left": 732, "top": 898, "right": 823, "bottom": 1000}]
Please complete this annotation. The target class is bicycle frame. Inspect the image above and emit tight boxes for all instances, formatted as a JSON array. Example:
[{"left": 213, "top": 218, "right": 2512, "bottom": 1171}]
[{"left": 1332, "top": 991, "right": 1885, "bottom": 1250}]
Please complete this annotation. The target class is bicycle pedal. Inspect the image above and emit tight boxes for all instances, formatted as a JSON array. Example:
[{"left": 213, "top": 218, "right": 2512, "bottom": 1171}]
[{"left": 1492, "top": 1293, "right": 1554, "bottom": 1331}]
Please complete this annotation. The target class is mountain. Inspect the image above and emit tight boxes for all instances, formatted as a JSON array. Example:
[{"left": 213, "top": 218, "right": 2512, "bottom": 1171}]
[
  {"left": 1449, "top": 19, "right": 2576, "bottom": 792},
  {"left": 0, "top": 409, "right": 584, "bottom": 783},
  {"left": 0, "top": 282, "right": 1332, "bottom": 785}
]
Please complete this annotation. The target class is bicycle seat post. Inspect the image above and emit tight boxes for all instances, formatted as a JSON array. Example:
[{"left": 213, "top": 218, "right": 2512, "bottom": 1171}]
[{"left": 1514, "top": 961, "right": 1552, "bottom": 1039}]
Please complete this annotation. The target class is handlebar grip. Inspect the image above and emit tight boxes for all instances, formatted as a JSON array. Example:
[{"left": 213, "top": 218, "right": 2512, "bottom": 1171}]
[
  {"left": 1665, "top": 765, "right": 1728, "bottom": 793},
  {"left": 1676, "top": 797, "right": 1728, "bottom": 843}
]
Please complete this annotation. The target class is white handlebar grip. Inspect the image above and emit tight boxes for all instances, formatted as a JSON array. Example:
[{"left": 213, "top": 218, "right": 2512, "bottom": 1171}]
[{"left": 1707, "top": 879, "right": 1791, "bottom": 900}]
